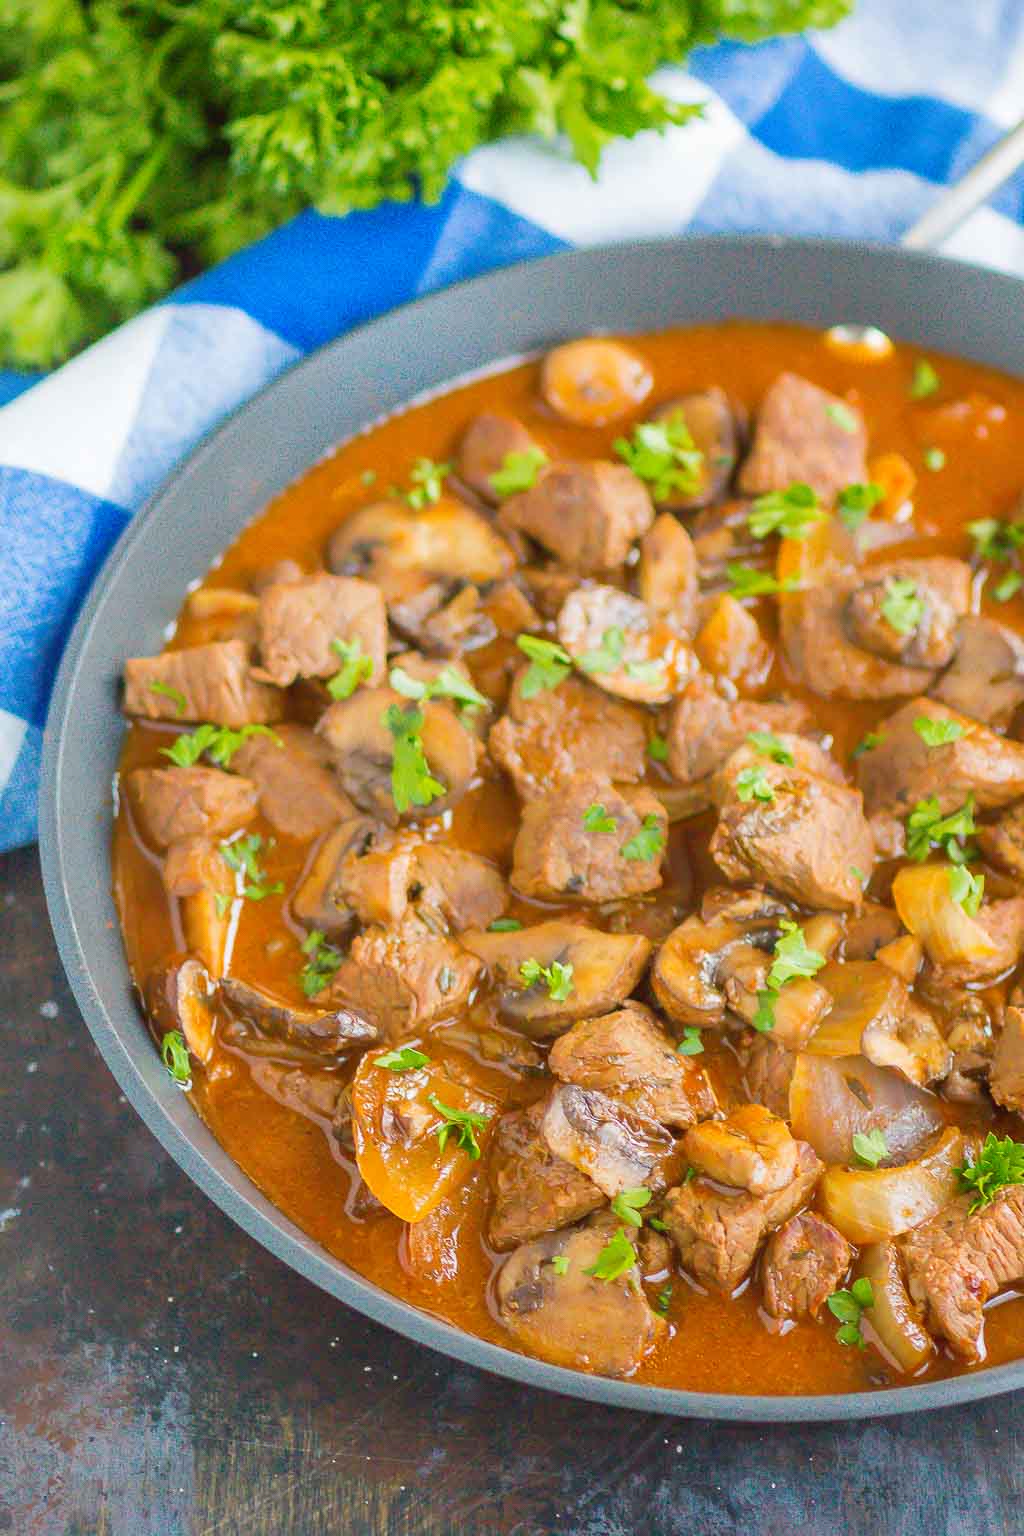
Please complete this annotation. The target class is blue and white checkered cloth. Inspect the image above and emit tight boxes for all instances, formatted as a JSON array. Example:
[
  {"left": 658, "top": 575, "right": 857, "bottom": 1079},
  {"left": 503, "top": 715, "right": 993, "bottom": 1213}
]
[{"left": 2, "top": 0, "right": 1023, "bottom": 851}]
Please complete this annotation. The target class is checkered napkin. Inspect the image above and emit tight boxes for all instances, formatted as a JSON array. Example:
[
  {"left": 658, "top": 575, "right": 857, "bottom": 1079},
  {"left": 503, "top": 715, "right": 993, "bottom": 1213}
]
[{"left": 2, "top": 0, "right": 1023, "bottom": 851}]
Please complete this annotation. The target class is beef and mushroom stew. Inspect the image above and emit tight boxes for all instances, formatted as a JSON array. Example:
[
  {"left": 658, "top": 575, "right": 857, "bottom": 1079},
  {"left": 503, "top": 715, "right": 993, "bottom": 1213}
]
[{"left": 113, "top": 322, "right": 1024, "bottom": 1397}]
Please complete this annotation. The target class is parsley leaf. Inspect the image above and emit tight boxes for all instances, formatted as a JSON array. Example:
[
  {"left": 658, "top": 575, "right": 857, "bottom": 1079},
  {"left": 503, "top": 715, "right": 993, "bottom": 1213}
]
[
  {"left": 880, "top": 577, "right": 923, "bottom": 635},
  {"left": 910, "top": 360, "right": 940, "bottom": 399},
  {"left": 923, "top": 447, "right": 946, "bottom": 472},
  {"left": 579, "top": 626, "right": 625, "bottom": 675},
  {"left": 752, "top": 990, "right": 778, "bottom": 1033},
  {"left": 735, "top": 766, "right": 775, "bottom": 803},
  {"left": 648, "top": 734, "right": 669, "bottom": 763},
  {"left": 551, "top": 1254, "right": 570, "bottom": 1277},
  {"left": 583, "top": 803, "right": 617, "bottom": 834},
  {"left": 161, "top": 1029, "right": 192, "bottom": 1088},
  {"left": 948, "top": 864, "right": 984, "bottom": 918},
  {"left": 968, "top": 518, "right": 1024, "bottom": 563},
  {"left": 299, "top": 929, "right": 343, "bottom": 998},
  {"left": 827, "top": 1279, "right": 874, "bottom": 1348},
  {"left": 610, "top": 1187, "right": 652, "bottom": 1228},
  {"left": 488, "top": 917, "right": 522, "bottom": 932},
  {"left": 328, "top": 636, "right": 374, "bottom": 700},
  {"left": 852, "top": 1129, "right": 888, "bottom": 1168},
  {"left": 913, "top": 715, "right": 964, "bottom": 747},
  {"left": 428, "top": 1095, "right": 490, "bottom": 1159},
  {"left": 837, "top": 481, "right": 884, "bottom": 531},
  {"left": 614, "top": 413, "right": 704, "bottom": 501},
  {"left": 383, "top": 704, "right": 446, "bottom": 814},
  {"left": 219, "top": 834, "right": 283, "bottom": 903},
  {"left": 620, "top": 814, "right": 665, "bottom": 863},
  {"left": 825, "top": 401, "right": 859, "bottom": 434},
  {"left": 768, "top": 919, "right": 826, "bottom": 989},
  {"left": 746, "top": 730, "right": 794, "bottom": 766},
  {"left": 994, "top": 570, "right": 1023, "bottom": 603},
  {"left": 148, "top": 679, "right": 187, "bottom": 717},
  {"left": 905, "top": 794, "right": 977, "bottom": 864},
  {"left": 654, "top": 1282, "right": 674, "bottom": 1316},
  {"left": 727, "top": 563, "right": 799, "bottom": 599},
  {"left": 377, "top": 1046, "right": 430, "bottom": 1072},
  {"left": 519, "top": 958, "right": 575, "bottom": 1002},
  {"left": 489, "top": 446, "right": 548, "bottom": 498},
  {"left": 583, "top": 1227, "right": 638, "bottom": 1283},
  {"left": 852, "top": 731, "right": 882, "bottom": 759},
  {"left": 748, "top": 482, "right": 822, "bottom": 541},
  {"left": 677, "top": 1027, "right": 703, "bottom": 1056},
  {"left": 390, "top": 663, "right": 488, "bottom": 712},
  {"left": 162, "top": 722, "right": 280, "bottom": 770},
  {"left": 516, "top": 634, "right": 572, "bottom": 698},
  {"left": 957, "top": 1133, "right": 1024, "bottom": 1212},
  {"left": 405, "top": 458, "right": 450, "bottom": 509}
]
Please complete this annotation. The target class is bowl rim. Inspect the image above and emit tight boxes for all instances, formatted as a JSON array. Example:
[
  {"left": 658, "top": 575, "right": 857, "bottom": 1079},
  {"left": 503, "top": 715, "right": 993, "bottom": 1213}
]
[{"left": 39, "top": 231, "right": 1024, "bottom": 1422}]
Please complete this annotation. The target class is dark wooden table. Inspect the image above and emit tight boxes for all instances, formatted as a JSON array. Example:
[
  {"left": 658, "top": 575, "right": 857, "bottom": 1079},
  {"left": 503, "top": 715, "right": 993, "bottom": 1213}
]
[{"left": 3, "top": 844, "right": 1022, "bottom": 1536}]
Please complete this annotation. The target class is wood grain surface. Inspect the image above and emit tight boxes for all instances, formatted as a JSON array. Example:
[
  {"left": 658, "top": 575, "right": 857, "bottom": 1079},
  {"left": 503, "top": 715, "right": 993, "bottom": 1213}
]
[{"left": 2, "top": 843, "right": 1022, "bottom": 1536}]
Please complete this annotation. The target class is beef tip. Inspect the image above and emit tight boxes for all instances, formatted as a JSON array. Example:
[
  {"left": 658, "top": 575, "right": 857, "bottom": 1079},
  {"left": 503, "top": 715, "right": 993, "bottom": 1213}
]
[
  {"left": 857, "top": 698, "right": 1024, "bottom": 853},
  {"left": 761, "top": 1212, "right": 853, "bottom": 1321},
  {"left": 539, "top": 1083, "right": 673, "bottom": 1198},
  {"left": 663, "top": 1140, "right": 822, "bottom": 1293},
  {"left": 638, "top": 513, "right": 699, "bottom": 635},
  {"left": 219, "top": 976, "right": 377, "bottom": 1056},
  {"left": 931, "top": 616, "right": 1024, "bottom": 728},
  {"left": 510, "top": 771, "right": 667, "bottom": 903},
  {"left": 843, "top": 565, "right": 963, "bottom": 670},
  {"left": 499, "top": 462, "right": 654, "bottom": 574},
  {"left": 742, "top": 1037, "right": 796, "bottom": 1119},
  {"left": 738, "top": 372, "right": 867, "bottom": 502},
  {"left": 990, "top": 1005, "right": 1024, "bottom": 1114},
  {"left": 250, "top": 1060, "right": 345, "bottom": 1122},
  {"left": 255, "top": 571, "right": 387, "bottom": 689},
  {"left": 327, "top": 911, "right": 481, "bottom": 1040},
  {"left": 410, "top": 846, "right": 508, "bottom": 931},
  {"left": 231, "top": 723, "right": 353, "bottom": 840},
  {"left": 125, "top": 765, "right": 257, "bottom": 850},
  {"left": 455, "top": 412, "right": 544, "bottom": 503},
  {"left": 900, "top": 1185, "right": 1024, "bottom": 1361},
  {"left": 666, "top": 674, "right": 811, "bottom": 786},
  {"left": 548, "top": 1004, "right": 717, "bottom": 1129},
  {"left": 649, "top": 389, "right": 741, "bottom": 509},
  {"left": 708, "top": 732, "right": 845, "bottom": 804},
  {"left": 488, "top": 1099, "right": 604, "bottom": 1250},
  {"left": 489, "top": 672, "right": 646, "bottom": 802},
  {"left": 978, "top": 802, "right": 1024, "bottom": 879},
  {"left": 556, "top": 584, "right": 697, "bottom": 705},
  {"left": 124, "top": 639, "right": 283, "bottom": 726},
  {"left": 683, "top": 1105, "right": 800, "bottom": 1195},
  {"left": 338, "top": 835, "right": 507, "bottom": 932},
  {"left": 710, "top": 751, "right": 872, "bottom": 911},
  {"left": 496, "top": 1213, "right": 666, "bottom": 1377}
]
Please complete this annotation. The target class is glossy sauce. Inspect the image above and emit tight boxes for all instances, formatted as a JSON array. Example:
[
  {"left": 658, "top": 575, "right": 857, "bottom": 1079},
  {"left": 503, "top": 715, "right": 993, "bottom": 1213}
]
[{"left": 113, "top": 322, "right": 1024, "bottom": 1395}]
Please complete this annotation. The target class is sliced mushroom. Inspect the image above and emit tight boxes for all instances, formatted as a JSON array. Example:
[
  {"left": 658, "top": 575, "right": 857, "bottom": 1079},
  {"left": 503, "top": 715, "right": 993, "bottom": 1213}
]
[
  {"left": 144, "top": 955, "right": 215, "bottom": 1064},
  {"left": 862, "top": 999, "right": 952, "bottom": 1088},
  {"left": 557, "top": 584, "right": 697, "bottom": 705},
  {"left": 219, "top": 976, "right": 377, "bottom": 1056},
  {"left": 539, "top": 1084, "right": 673, "bottom": 1197},
  {"left": 540, "top": 339, "right": 652, "bottom": 426},
  {"left": 651, "top": 911, "right": 778, "bottom": 1029},
  {"left": 648, "top": 389, "right": 741, "bottom": 508},
  {"left": 327, "top": 497, "right": 514, "bottom": 590},
  {"left": 291, "top": 815, "right": 380, "bottom": 933},
  {"left": 455, "top": 413, "right": 544, "bottom": 504},
  {"left": 161, "top": 836, "right": 234, "bottom": 978}
]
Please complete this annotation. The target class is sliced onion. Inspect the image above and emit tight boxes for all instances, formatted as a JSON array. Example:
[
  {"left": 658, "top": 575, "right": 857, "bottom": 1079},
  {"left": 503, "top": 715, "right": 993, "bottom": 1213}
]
[
  {"left": 891, "top": 865, "right": 999, "bottom": 966},
  {"left": 856, "top": 1241, "right": 933, "bottom": 1374},
  {"left": 804, "top": 961, "right": 906, "bottom": 1058},
  {"left": 789, "top": 1052, "right": 944, "bottom": 1166},
  {"left": 819, "top": 1127, "right": 963, "bottom": 1244}
]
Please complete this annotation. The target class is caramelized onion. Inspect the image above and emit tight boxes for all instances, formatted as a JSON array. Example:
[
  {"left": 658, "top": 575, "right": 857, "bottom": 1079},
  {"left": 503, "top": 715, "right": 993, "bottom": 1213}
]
[
  {"left": 855, "top": 1241, "right": 933, "bottom": 1374},
  {"left": 820, "top": 1127, "right": 963, "bottom": 1245},
  {"left": 788, "top": 1052, "right": 943, "bottom": 1166},
  {"left": 891, "top": 864, "right": 999, "bottom": 966}
]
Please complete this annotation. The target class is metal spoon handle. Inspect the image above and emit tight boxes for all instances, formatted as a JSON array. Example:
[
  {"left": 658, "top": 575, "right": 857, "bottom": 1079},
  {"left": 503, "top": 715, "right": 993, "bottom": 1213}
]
[{"left": 902, "top": 116, "right": 1024, "bottom": 251}]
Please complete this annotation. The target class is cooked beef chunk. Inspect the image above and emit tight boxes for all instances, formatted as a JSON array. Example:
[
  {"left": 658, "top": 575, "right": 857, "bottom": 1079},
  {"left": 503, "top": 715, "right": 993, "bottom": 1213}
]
[
  {"left": 489, "top": 672, "right": 646, "bottom": 802},
  {"left": 125, "top": 765, "right": 257, "bottom": 850},
  {"left": 461, "top": 920, "right": 652, "bottom": 1037},
  {"left": 160, "top": 837, "right": 234, "bottom": 977},
  {"left": 327, "top": 911, "right": 481, "bottom": 1039},
  {"left": 990, "top": 1005, "right": 1024, "bottom": 1114},
  {"left": 858, "top": 697, "right": 1024, "bottom": 854},
  {"left": 124, "top": 639, "right": 283, "bottom": 726},
  {"left": 710, "top": 752, "right": 873, "bottom": 911},
  {"left": 488, "top": 1099, "right": 604, "bottom": 1250},
  {"left": 411, "top": 846, "right": 508, "bottom": 931},
  {"left": 663, "top": 1140, "right": 822, "bottom": 1292},
  {"left": 337, "top": 835, "right": 506, "bottom": 932},
  {"left": 500, "top": 462, "right": 654, "bottom": 573},
  {"left": 844, "top": 569, "right": 961, "bottom": 670},
  {"left": 510, "top": 772, "right": 667, "bottom": 903},
  {"left": 255, "top": 571, "right": 387, "bottom": 688},
  {"left": 556, "top": 584, "right": 697, "bottom": 705},
  {"left": 666, "top": 675, "right": 811, "bottom": 786},
  {"left": 539, "top": 1083, "right": 673, "bottom": 1197},
  {"left": 250, "top": 1060, "right": 345, "bottom": 1121},
  {"left": 649, "top": 389, "right": 741, "bottom": 509},
  {"left": 978, "top": 802, "right": 1024, "bottom": 878},
  {"left": 683, "top": 1105, "right": 800, "bottom": 1196},
  {"left": 455, "top": 413, "right": 543, "bottom": 503},
  {"left": 738, "top": 372, "right": 867, "bottom": 502},
  {"left": 220, "top": 976, "right": 377, "bottom": 1055},
  {"left": 548, "top": 1005, "right": 716, "bottom": 1129},
  {"left": 761, "top": 1212, "right": 852, "bottom": 1320},
  {"left": 742, "top": 1037, "right": 796, "bottom": 1120},
  {"left": 931, "top": 616, "right": 1024, "bottom": 728},
  {"left": 144, "top": 954, "right": 215, "bottom": 1064},
  {"left": 496, "top": 1213, "right": 666, "bottom": 1376},
  {"left": 231, "top": 722, "right": 353, "bottom": 839},
  {"left": 900, "top": 1186, "right": 1024, "bottom": 1361},
  {"left": 709, "top": 732, "right": 845, "bottom": 804},
  {"left": 639, "top": 513, "right": 699, "bottom": 634}
]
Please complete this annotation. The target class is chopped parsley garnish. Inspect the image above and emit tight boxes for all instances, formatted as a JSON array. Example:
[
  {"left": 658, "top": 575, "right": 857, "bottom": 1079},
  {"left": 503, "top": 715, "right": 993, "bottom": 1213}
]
[
  {"left": 551, "top": 1254, "right": 570, "bottom": 1276},
  {"left": 625, "top": 657, "right": 669, "bottom": 688},
  {"left": 747, "top": 482, "right": 822, "bottom": 541},
  {"left": 428, "top": 1095, "right": 490, "bottom": 1159},
  {"left": 148, "top": 679, "right": 187, "bottom": 717},
  {"left": 610, "top": 1187, "right": 652, "bottom": 1228},
  {"left": 613, "top": 413, "right": 704, "bottom": 501},
  {"left": 994, "top": 570, "right": 1023, "bottom": 603},
  {"left": 219, "top": 834, "right": 283, "bottom": 902},
  {"left": 746, "top": 730, "right": 794, "bottom": 766},
  {"left": 299, "top": 929, "right": 343, "bottom": 998},
  {"left": 621, "top": 814, "right": 665, "bottom": 863},
  {"left": 327, "top": 636, "right": 374, "bottom": 700},
  {"left": 910, "top": 359, "right": 940, "bottom": 399},
  {"left": 727, "top": 563, "right": 799, "bottom": 599},
  {"left": 648, "top": 1216, "right": 669, "bottom": 1232},
  {"left": 735, "top": 766, "right": 775, "bottom": 803},
  {"left": 405, "top": 457, "right": 450, "bottom": 509},
  {"left": 583, "top": 802, "right": 617, "bottom": 834},
  {"left": 583, "top": 1227, "right": 637, "bottom": 1283},
  {"left": 948, "top": 864, "right": 984, "bottom": 918},
  {"left": 647, "top": 734, "right": 669, "bottom": 763},
  {"left": 389, "top": 662, "right": 488, "bottom": 712},
  {"left": 825, "top": 400, "right": 859, "bottom": 435},
  {"left": 754, "top": 920, "right": 826, "bottom": 1034},
  {"left": 161, "top": 1029, "right": 192, "bottom": 1087},
  {"left": 519, "top": 958, "right": 574, "bottom": 1002},
  {"left": 967, "top": 518, "right": 1024, "bottom": 563},
  {"left": 880, "top": 577, "right": 923, "bottom": 635},
  {"left": 377, "top": 1046, "right": 430, "bottom": 1072},
  {"left": 161, "top": 722, "right": 281, "bottom": 769},
  {"left": 654, "top": 1282, "right": 674, "bottom": 1316},
  {"left": 488, "top": 917, "right": 522, "bottom": 932},
  {"left": 837, "top": 481, "right": 883, "bottom": 531},
  {"left": 489, "top": 445, "right": 548, "bottom": 498},
  {"left": 852, "top": 1129, "right": 888, "bottom": 1168},
  {"left": 827, "top": 1277, "right": 874, "bottom": 1348},
  {"left": 852, "top": 731, "right": 882, "bottom": 759},
  {"left": 906, "top": 794, "right": 977, "bottom": 864},
  {"left": 677, "top": 1027, "right": 703, "bottom": 1056},
  {"left": 913, "top": 715, "right": 964, "bottom": 747},
  {"left": 923, "top": 447, "right": 946, "bottom": 472},
  {"left": 382, "top": 704, "right": 445, "bottom": 814},
  {"left": 516, "top": 634, "right": 572, "bottom": 698},
  {"left": 957, "top": 1132, "right": 1024, "bottom": 1212},
  {"left": 579, "top": 626, "right": 625, "bottom": 675}
]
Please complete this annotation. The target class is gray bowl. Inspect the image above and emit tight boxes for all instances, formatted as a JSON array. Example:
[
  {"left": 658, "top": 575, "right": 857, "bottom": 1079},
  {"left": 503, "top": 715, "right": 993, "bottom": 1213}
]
[{"left": 40, "top": 236, "right": 1024, "bottom": 1420}]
